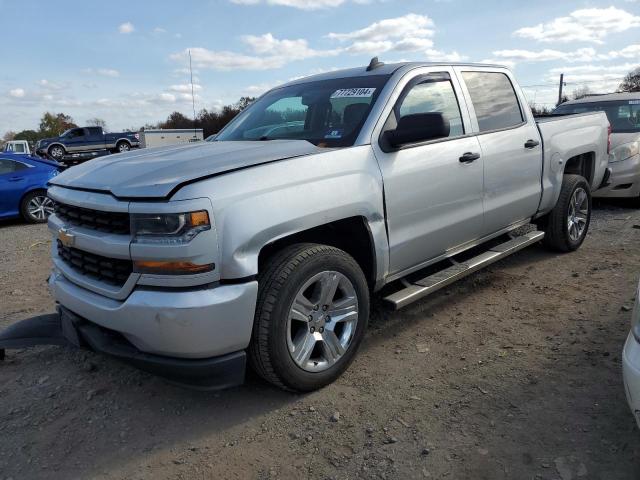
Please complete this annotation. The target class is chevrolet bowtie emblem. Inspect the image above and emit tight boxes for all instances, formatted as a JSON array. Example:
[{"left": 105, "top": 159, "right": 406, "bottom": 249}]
[{"left": 57, "top": 228, "right": 75, "bottom": 247}]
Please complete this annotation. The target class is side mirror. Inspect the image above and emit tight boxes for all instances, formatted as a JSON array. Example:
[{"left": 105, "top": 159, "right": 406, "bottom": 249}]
[{"left": 384, "top": 113, "right": 450, "bottom": 149}]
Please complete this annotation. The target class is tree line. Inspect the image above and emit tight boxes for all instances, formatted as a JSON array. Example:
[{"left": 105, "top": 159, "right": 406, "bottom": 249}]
[{"left": 2, "top": 97, "right": 256, "bottom": 147}]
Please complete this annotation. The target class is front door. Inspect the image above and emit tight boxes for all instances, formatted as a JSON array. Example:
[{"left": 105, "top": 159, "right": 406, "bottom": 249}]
[{"left": 372, "top": 69, "right": 484, "bottom": 276}]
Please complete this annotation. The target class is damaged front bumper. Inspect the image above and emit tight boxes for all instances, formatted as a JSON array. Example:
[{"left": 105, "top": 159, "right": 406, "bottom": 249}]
[{"left": 0, "top": 306, "right": 246, "bottom": 390}]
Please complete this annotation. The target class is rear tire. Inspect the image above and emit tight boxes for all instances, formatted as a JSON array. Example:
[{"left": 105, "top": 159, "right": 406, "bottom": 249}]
[
  {"left": 116, "top": 141, "right": 131, "bottom": 153},
  {"left": 249, "top": 243, "right": 369, "bottom": 392},
  {"left": 20, "top": 190, "right": 54, "bottom": 224},
  {"left": 540, "top": 174, "right": 591, "bottom": 252}
]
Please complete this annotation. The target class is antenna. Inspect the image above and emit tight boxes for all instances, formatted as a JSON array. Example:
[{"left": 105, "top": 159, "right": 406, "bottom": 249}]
[
  {"left": 366, "top": 57, "right": 384, "bottom": 72},
  {"left": 189, "top": 49, "right": 197, "bottom": 141}
]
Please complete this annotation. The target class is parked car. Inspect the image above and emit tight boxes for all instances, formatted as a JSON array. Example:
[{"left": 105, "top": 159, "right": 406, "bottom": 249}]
[
  {"left": 0, "top": 60, "right": 610, "bottom": 391},
  {"left": 0, "top": 153, "right": 59, "bottom": 223},
  {"left": 553, "top": 93, "right": 640, "bottom": 205},
  {"left": 623, "top": 278, "right": 640, "bottom": 429},
  {"left": 35, "top": 126, "right": 139, "bottom": 161},
  {"left": 3, "top": 140, "right": 31, "bottom": 155}
]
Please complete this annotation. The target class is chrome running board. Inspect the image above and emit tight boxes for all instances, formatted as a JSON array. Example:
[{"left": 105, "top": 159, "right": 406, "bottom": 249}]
[{"left": 383, "top": 231, "right": 545, "bottom": 310}]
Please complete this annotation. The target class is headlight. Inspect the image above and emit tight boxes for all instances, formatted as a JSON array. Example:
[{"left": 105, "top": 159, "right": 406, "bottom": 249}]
[
  {"left": 611, "top": 142, "right": 639, "bottom": 163},
  {"left": 632, "top": 280, "right": 640, "bottom": 342},
  {"left": 131, "top": 210, "right": 210, "bottom": 244}
]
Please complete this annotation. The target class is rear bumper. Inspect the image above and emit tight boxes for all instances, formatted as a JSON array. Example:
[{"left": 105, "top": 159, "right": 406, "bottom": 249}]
[
  {"left": 49, "top": 269, "right": 258, "bottom": 359},
  {"left": 622, "top": 332, "right": 640, "bottom": 429},
  {"left": 594, "top": 154, "right": 640, "bottom": 198}
]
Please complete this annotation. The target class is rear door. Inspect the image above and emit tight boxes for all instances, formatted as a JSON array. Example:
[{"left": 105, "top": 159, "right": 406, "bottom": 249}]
[
  {"left": 455, "top": 68, "right": 542, "bottom": 235},
  {"left": 85, "top": 127, "right": 106, "bottom": 150},
  {"left": 372, "top": 67, "right": 484, "bottom": 276}
]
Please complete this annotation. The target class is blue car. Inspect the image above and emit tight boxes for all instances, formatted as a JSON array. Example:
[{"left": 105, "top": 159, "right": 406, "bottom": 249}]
[{"left": 0, "top": 153, "right": 60, "bottom": 223}]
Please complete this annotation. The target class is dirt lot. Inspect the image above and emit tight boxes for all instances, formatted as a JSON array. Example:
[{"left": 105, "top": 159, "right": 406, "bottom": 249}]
[{"left": 1, "top": 201, "right": 639, "bottom": 480}]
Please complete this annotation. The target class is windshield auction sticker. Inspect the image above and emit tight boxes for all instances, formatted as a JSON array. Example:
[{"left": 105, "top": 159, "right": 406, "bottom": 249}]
[{"left": 331, "top": 88, "right": 376, "bottom": 99}]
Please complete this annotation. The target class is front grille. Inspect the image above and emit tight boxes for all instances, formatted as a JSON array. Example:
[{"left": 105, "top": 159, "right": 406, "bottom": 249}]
[
  {"left": 57, "top": 240, "right": 132, "bottom": 287},
  {"left": 54, "top": 202, "right": 130, "bottom": 235}
]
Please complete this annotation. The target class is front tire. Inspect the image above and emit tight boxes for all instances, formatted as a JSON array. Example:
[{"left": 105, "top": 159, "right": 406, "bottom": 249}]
[
  {"left": 540, "top": 174, "right": 592, "bottom": 252},
  {"left": 249, "top": 244, "right": 369, "bottom": 392},
  {"left": 21, "top": 190, "right": 54, "bottom": 224},
  {"left": 47, "top": 145, "right": 65, "bottom": 160}
]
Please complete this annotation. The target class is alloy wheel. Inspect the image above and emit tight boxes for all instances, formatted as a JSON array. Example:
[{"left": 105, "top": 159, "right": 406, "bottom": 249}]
[
  {"left": 28, "top": 195, "right": 54, "bottom": 221},
  {"left": 286, "top": 270, "right": 359, "bottom": 372},
  {"left": 567, "top": 187, "right": 589, "bottom": 242}
]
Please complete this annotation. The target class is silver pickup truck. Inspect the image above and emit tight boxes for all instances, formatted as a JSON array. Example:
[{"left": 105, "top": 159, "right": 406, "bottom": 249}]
[{"left": 0, "top": 60, "right": 611, "bottom": 391}]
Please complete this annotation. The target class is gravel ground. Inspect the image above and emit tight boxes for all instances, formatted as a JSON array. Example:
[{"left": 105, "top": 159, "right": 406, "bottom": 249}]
[{"left": 1, "top": 201, "right": 639, "bottom": 480}]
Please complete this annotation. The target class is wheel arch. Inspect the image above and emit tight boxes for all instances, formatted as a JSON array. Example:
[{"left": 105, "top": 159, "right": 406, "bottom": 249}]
[
  {"left": 47, "top": 143, "right": 66, "bottom": 153},
  {"left": 564, "top": 152, "right": 595, "bottom": 185},
  {"left": 258, "top": 216, "right": 379, "bottom": 289}
]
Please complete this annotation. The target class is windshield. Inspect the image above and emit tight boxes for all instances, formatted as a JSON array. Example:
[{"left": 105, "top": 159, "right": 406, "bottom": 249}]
[
  {"left": 215, "top": 75, "right": 391, "bottom": 147},
  {"left": 554, "top": 99, "right": 640, "bottom": 133}
]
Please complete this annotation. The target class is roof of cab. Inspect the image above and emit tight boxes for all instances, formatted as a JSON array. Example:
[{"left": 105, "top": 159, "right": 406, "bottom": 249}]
[
  {"left": 280, "top": 61, "right": 509, "bottom": 88},
  {"left": 561, "top": 92, "right": 640, "bottom": 105}
]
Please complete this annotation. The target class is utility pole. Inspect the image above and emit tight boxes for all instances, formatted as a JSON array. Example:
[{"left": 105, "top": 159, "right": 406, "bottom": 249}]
[{"left": 557, "top": 73, "right": 565, "bottom": 106}]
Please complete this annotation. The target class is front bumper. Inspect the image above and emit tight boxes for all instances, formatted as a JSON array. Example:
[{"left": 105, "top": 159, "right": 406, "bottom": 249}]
[
  {"left": 49, "top": 269, "right": 258, "bottom": 359},
  {"left": 0, "top": 307, "right": 247, "bottom": 389},
  {"left": 622, "top": 332, "right": 640, "bottom": 429},
  {"left": 594, "top": 154, "right": 640, "bottom": 198}
]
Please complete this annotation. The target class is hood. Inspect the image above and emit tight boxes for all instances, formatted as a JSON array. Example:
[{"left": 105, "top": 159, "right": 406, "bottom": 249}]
[
  {"left": 610, "top": 132, "right": 640, "bottom": 150},
  {"left": 49, "top": 140, "right": 322, "bottom": 198}
]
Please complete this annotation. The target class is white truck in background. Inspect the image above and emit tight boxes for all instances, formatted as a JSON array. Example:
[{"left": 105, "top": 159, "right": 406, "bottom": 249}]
[{"left": 139, "top": 129, "right": 204, "bottom": 149}]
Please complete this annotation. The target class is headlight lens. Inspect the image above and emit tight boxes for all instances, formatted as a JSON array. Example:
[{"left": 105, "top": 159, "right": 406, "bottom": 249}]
[
  {"left": 632, "top": 280, "right": 640, "bottom": 342},
  {"left": 611, "top": 142, "right": 639, "bottom": 163},
  {"left": 131, "top": 210, "right": 210, "bottom": 244}
]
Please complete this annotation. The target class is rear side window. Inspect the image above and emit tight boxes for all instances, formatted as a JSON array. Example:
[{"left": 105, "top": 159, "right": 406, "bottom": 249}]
[{"left": 462, "top": 72, "right": 524, "bottom": 132}]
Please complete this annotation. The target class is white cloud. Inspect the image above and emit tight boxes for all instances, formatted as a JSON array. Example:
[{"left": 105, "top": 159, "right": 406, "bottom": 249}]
[
  {"left": 171, "top": 33, "right": 337, "bottom": 71},
  {"left": 608, "top": 44, "right": 640, "bottom": 59},
  {"left": 9, "top": 88, "right": 25, "bottom": 98},
  {"left": 328, "top": 14, "right": 434, "bottom": 42},
  {"left": 118, "top": 22, "right": 135, "bottom": 34},
  {"left": 493, "top": 47, "right": 598, "bottom": 63},
  {"left": 328, "top": 14, "right": 436, "bottom": 56},
  {"left": 514, "top": 7, "right": 640, "bottom": 44},
  {"left": 153, "top": 27, "right": 167, "bottom": 34}
]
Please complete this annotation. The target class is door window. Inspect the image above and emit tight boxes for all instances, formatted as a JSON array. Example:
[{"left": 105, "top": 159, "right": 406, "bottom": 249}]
[
  {"left": 396, "top": 77, "right": 464, "bottom": 137},
  {"left": 0, "top": 159, "right": 17, "bottom": 174},
  {"left": 67, "top": 128, "right": 84, "bottom": 139},
  {"left": 462, "top": 71, "right": 524, "bottom": 132}
]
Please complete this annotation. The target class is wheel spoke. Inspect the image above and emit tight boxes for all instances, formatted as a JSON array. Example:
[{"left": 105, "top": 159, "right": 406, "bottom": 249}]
[
  {"left": 318, "top": 272, "right": 340, "bottom": 307},
  {"left": 322, "top": 330, "right": 345, "bottom": 363},
  {"left": 327, "top": 296, "right": 358, "bottom": 324},
  {"left": 291, "top": 293, "right": 314, "bottom": 323},
  {"left": 292, "top": 332, "right": 316, "bottom": 365}
]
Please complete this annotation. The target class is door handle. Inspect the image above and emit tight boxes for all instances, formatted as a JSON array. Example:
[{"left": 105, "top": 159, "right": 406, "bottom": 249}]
[
  {"left": 524, "top": 139, "right": 540, "bottom": 149},
  {"left": 9, "top": 176, "right": 24, "bottom": 182},
  {"left": 459, "top": 152, "right": 480, "bottom": 163}
]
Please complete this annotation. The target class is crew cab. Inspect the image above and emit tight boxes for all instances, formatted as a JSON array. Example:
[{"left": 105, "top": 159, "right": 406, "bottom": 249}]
[
  {"left": 35, "top": 126, "right": 139, "bottom": 161},
  {"left": 0, "top": 60, "right": 610, "bottom": 391}
]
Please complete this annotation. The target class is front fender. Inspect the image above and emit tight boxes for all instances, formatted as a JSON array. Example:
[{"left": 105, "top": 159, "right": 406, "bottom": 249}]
[{"left": 174, "top": 146, "right": 389, "bottom": 285}]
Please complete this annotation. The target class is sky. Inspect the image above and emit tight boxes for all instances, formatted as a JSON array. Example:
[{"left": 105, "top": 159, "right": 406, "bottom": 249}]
[{"left": 1, "top": 0, "right": 639, "bottom": 134}]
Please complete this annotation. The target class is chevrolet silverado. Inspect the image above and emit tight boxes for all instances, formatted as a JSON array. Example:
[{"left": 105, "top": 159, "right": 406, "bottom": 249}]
[{"left": 0, "top": 60, "right": 611, "bottom": 391}]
